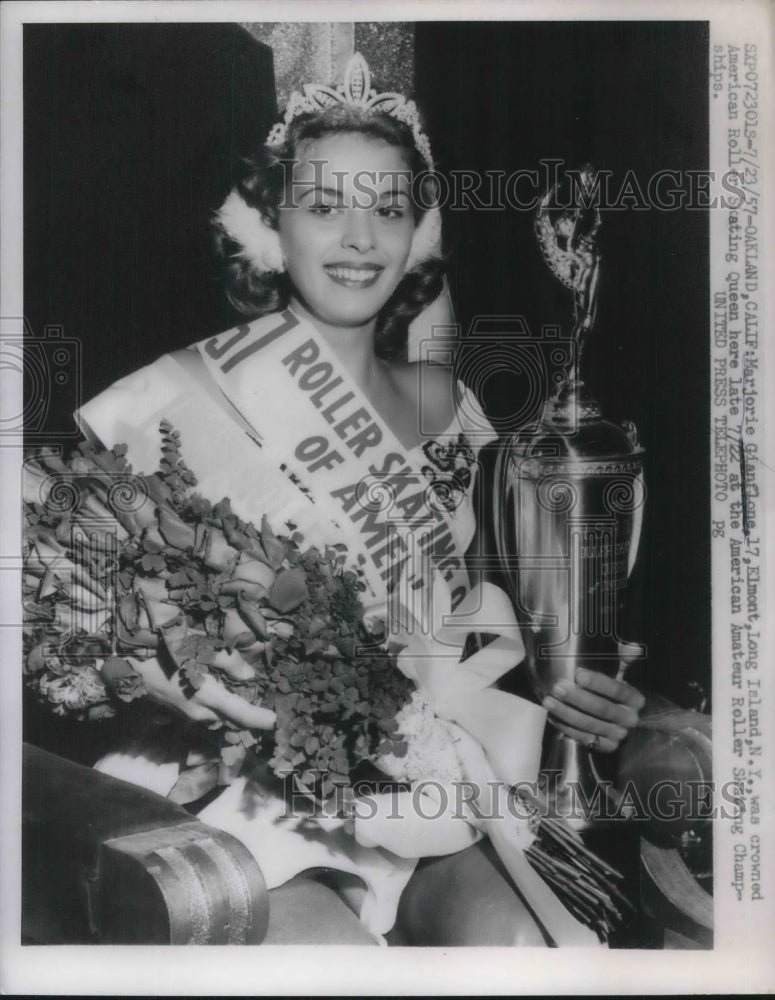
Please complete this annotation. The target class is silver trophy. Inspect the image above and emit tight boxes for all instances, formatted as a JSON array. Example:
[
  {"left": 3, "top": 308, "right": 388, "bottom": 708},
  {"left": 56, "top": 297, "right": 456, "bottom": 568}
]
[{"left": 493, "top": 167, "right": 645, "bottom": 826}]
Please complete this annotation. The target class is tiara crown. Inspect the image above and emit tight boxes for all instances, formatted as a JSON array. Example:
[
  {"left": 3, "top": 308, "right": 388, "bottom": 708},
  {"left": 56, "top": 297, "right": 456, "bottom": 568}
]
[{"left": 266, "top": 53, "right": 434, "bottom": 170}]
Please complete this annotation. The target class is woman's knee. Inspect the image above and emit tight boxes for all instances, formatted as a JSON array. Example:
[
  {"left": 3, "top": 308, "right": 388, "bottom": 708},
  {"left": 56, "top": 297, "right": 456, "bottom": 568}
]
[{"left": 397, "top": 843, "right": 547, "bottom": 946}]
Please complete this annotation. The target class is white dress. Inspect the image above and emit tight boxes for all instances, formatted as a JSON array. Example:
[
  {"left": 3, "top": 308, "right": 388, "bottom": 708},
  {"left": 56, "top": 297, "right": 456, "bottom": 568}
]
[{"left": 77, "top": 321, "right": 510, "bottom": 937}]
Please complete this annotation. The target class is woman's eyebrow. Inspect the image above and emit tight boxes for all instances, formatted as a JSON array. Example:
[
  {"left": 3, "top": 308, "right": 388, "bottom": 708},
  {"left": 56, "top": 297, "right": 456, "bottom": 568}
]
[
  {"left": 375, "top": 186, "right": 411, "bottom": 201},
  {"left": 297, "top": 184, "right": 346, "bottom": 202}
]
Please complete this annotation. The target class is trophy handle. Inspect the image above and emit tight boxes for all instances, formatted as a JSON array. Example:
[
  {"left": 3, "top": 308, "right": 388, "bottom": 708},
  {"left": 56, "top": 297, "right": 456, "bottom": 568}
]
[
  {"left": 492, "top": 434, "right": 532, "bottom": 616},
  {"left": 627, "top": 470, "right": 645, "bottom": 577},
  {"left": 492, "top": 438, "right": 509, "bottom": 591}
]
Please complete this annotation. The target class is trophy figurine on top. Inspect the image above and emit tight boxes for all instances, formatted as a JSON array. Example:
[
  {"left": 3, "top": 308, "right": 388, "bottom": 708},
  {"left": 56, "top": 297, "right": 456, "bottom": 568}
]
[{"left": 494, "top": 166, "right": 646, "bottom": 827}]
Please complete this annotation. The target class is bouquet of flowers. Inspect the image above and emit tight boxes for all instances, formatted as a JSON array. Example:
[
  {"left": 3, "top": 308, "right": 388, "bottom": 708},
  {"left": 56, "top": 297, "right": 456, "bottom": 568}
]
[
  {"left": 22, "top": 425, "right": 631, "bottom": 942},
  {"left": 23, "top": 423, "right": 423, "bottom": 804}
]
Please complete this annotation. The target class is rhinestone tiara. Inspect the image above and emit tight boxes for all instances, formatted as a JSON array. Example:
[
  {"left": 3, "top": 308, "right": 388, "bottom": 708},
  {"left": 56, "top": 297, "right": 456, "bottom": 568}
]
[{"left": 266, "top": 52, "right": 435, "bottom": 171}]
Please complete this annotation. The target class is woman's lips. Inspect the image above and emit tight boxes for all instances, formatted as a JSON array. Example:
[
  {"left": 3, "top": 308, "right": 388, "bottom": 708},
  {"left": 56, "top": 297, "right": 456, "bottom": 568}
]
[{"left": 323, "top": 264, "right": 384, "bottom": 288}]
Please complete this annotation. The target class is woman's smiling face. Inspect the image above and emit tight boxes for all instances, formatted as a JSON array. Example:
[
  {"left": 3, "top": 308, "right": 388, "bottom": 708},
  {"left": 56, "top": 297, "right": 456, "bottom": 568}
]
[{"left": 278, "top": 133, "right": 415, "bottom": 332}]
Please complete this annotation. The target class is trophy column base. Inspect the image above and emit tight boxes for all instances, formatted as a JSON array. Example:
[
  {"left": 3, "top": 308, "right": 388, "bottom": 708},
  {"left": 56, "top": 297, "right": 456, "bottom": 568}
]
[{"left": 539, "top": 732, "right": 616, "bottom": 831}]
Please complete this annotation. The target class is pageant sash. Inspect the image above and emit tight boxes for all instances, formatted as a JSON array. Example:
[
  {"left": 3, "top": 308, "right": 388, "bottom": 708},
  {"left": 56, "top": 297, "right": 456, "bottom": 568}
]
[
  {"left": 196, "top": 308, "right": 473, "bottom": 625},
  {"left": 75, "top": 354, "right": 338, "bottom": 561}
]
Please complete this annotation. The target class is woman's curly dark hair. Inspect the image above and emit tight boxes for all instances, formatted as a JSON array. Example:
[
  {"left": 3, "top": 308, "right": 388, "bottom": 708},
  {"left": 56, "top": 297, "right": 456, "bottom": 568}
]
[{"left": 213, "top": 104, "right": 446, "bottom": 361}]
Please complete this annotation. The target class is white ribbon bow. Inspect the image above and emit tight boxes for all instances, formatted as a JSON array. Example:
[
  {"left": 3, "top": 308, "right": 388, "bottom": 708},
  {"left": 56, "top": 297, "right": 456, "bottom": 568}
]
[{"left": 352, "top": 571, "right": 602, "bottom": 947}]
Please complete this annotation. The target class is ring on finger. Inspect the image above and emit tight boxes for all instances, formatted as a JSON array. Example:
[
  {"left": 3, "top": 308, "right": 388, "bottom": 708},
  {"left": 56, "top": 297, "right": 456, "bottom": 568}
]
[{"left": 585, "top": 734, "right": 600, "bottom": 752}]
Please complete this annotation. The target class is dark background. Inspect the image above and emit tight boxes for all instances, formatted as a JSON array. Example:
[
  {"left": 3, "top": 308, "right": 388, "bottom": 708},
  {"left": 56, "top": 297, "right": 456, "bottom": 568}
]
[
  {"left": 24, "top": 22, "right": 709, "bottom": 758},
  {"left": 23, "top": 23, "right": 277, "bottom": 437},
  {"left": 415, "top": 22, "right": 710, "bottom": 706}
]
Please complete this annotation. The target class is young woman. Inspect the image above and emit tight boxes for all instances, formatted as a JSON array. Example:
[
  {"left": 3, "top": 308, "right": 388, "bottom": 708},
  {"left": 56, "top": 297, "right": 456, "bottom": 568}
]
[{"left": 78, "top": 55, "right": 644, "bottom": 943}]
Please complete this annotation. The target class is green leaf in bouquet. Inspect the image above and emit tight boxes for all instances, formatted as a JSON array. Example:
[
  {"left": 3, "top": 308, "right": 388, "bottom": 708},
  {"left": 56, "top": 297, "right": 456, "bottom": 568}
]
[
  {"left": 209, "top": 497, "right": 234, "bottom": 527},
  {"left": 215, "top": 593, "right": 234, "bottom": 612},
  {"left": 321, "top": 773, "right": 349, "bottom": 800},
  {"left": 275, "top": 658, "right": 295, "bottom": 678},
  {"left": 333, "top": 635, "right": 356, "bottom": 660},
  {"left": 305, "top": 616, "right": 328, "bottom": 639},
  {"left": 276, "top": 675, "right": 293, "bottom": 695},
  {"left": 304, "top": 637, "right": 326, "bottom": 657},
  {"left": 289, "top": 729, "right": 308, "bottom": 749},
  {"left": 295, "top": 769, "right": 316, "bottom": 789},
  {"left": 185, "top": 665, "right": 208, "bottom": 690},
  {"left": 189, "top": 494, "right": 211, "bottom": 517},
  {"left": 79, "top": 440, "right": 131, "bottom": 476},
  {"left": 268, "top": 567, "right": 307, "bottom": 614},
  {"left": 140, "top": 552, "right": 166, "bottom": 573}
]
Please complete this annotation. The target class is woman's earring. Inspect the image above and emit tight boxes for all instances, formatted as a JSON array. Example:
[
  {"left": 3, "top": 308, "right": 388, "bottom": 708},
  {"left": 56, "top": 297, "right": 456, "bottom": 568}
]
[
  {"left": 216, "top": 189, "right": 286, "bottom": 274},
  {"left": 405, "top": 205, "right": 442, "bottom": 272}
]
